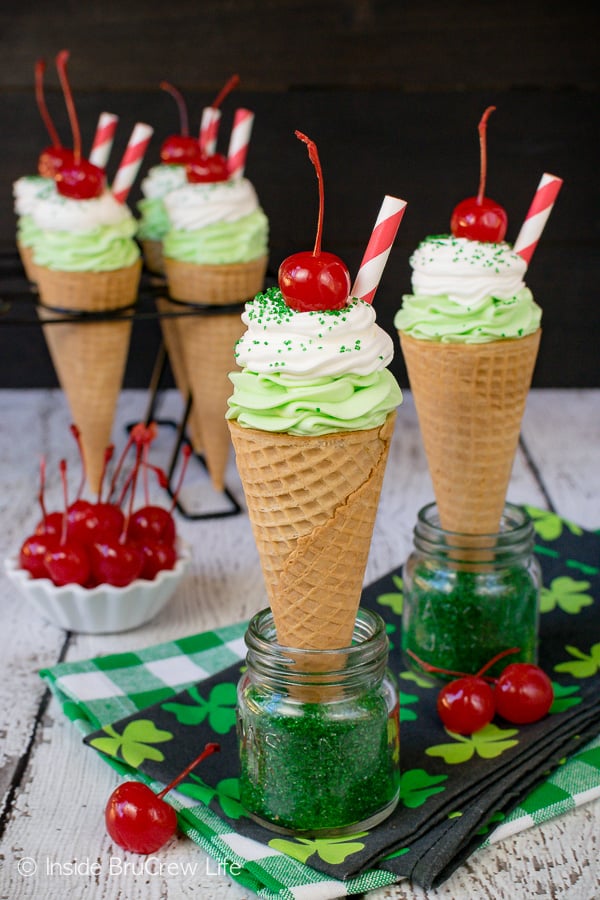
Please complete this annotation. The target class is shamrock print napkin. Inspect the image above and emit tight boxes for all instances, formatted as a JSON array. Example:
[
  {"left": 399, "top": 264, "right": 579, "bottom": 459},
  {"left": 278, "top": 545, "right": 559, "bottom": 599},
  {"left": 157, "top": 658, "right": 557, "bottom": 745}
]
[{"left": 41, "top": 508, "right": 600, "bottom": 897}]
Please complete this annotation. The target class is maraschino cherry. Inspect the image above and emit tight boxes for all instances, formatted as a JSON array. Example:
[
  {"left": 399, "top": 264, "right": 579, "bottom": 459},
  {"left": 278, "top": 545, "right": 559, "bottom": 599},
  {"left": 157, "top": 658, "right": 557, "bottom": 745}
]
[
  {"left": 19, "top": 458, "right": 60, "bottom": 578},
  {"left": 35, "top": 58, "right": 74, "bottom": 178},
  {"left": 159, "top": 82, "right": 201, "bottom": 165},
  {"left": 44, "top": 460, "right": 91, "bottom": 587},
  {"left": 408, "top": 648, "right": 554, "bottom": 735},
  {"left": 53, "top": 50, "right": 105, "bottom": 200},
  {"left": 450, "top": 106, "right": 508, "bottom": 243},
  {"left": 186, "top": 74, "right": 240, "bottom": 184},
  {"left": 105, "top": 742, "right": 220, "bottom": 854},
  {"left": 278, "top": 131, "right": 350, "bottom": 312}
]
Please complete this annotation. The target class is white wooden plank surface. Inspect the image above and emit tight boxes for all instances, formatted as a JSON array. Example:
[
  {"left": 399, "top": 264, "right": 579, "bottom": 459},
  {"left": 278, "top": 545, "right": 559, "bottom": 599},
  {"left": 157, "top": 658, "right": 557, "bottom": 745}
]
[{"left": 0, "top": 389, "right": 598, "bottom": 900}]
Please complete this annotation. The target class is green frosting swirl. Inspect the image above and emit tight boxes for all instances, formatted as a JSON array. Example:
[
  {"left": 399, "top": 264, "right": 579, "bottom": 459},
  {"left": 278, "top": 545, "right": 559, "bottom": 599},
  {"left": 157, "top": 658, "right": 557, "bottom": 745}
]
[
  {"left": 226, "top": 369, "right": 402, "bottom": 435},
  {"left": 163, "top": 209, "right": 269, "bottom": 265},
  {"left": 32, "top": 220, "right": 140, "bottom": 272},
  {"left": 394, "top": 288, "right": 541, "bottom": 343},
  {"left": 136, "top": 197, "right": 170, "bottom": 241},
  {"left": 16, "top": 215, "right": 43, "bottom": 249}
]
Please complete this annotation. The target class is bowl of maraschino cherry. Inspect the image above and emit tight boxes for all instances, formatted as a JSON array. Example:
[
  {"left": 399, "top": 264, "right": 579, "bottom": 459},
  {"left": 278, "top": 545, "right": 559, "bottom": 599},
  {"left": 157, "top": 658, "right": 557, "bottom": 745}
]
[{"left": 4, "top": 423, "right": 192, "bottom": 634}]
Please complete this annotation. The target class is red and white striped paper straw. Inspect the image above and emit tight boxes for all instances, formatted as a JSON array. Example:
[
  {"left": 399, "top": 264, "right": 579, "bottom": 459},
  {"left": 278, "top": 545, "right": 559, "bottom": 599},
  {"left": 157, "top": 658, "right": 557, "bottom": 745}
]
[
  {"left": 513, "top": 172, "right": 563, "bottom": 265},
  {"left": 111, "top": 123, "right": 154, "bottom": 204},
  {"left": 227, "top": 108, "right": 254, "bottom": 179},
  {"left": 89, "top": 112, "right": 119, "bottom": 169},
  {"left": 199, "top": 107, "right": 221, "bottom": 155},
  {"left": 351, "top": 195, "right": 407, "bottom": 304}
]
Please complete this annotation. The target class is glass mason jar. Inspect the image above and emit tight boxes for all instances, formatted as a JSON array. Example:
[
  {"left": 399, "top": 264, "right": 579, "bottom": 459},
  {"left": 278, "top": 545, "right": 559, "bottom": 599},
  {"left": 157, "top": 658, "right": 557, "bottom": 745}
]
[
  {"left": 402, "top": 503, "right": 542, "bottom": 679},
  {"left": 237, "top": 607, "right": 400, "bottom": 835}
]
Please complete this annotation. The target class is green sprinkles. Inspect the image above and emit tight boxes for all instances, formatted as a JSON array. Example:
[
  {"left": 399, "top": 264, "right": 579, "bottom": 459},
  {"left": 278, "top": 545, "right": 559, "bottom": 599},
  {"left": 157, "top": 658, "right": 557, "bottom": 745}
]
[{"left": 238, "top": 688, "right": 399, "bottom": 832}]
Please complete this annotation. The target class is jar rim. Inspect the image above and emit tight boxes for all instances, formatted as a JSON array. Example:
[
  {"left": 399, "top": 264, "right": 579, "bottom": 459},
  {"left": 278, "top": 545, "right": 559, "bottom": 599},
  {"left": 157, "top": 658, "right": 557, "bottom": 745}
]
[
  {"left": 413, "top": 501, "right": 535, "bottom": 561},
  {"left": 244, "top": 607, "right": 389, "bottom": 685}
]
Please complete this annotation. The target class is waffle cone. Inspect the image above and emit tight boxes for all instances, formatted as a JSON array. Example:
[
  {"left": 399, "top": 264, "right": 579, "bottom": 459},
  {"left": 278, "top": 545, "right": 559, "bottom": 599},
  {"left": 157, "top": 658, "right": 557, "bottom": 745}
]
[
  {"left": 399, "top": 329, "right": 541, "bottom": 535},
  {"left": 36, "top": 261, "right": 141, "bottom": 494},
  {"left": 155, "top": 296, "right": 203, "bottom": 453},
  {"left": 164, "top": 256, "right": 268, "bottom": 491},
  {"left": 228, "top": 413, "right": 396, "bottom": 650},
  {"left": 17, "top": 240, "right": 38, "bottom": 283},
  {"left": 141, "top": 239, "right": 164, "bottom": 275}
]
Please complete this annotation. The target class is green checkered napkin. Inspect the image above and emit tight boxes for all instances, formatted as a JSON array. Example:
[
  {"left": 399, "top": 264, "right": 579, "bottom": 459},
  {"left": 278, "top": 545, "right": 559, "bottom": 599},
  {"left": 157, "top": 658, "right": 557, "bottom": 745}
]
[{"left": 41, "top": 623, "right": 600, "bottom": 899}]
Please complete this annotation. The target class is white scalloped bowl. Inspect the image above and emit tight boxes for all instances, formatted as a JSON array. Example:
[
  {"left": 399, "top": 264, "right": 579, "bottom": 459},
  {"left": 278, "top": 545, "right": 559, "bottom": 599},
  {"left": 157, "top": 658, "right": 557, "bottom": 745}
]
[{"left": 4, "top": 541, "right": 191, "bottom": 634}]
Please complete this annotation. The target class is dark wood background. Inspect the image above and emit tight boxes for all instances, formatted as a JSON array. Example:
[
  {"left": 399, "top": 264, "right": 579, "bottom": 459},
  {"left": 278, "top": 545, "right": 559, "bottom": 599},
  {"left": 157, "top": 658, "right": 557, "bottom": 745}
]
[{"left": 1, "top": 1, "right": 598, "bottom": 388}]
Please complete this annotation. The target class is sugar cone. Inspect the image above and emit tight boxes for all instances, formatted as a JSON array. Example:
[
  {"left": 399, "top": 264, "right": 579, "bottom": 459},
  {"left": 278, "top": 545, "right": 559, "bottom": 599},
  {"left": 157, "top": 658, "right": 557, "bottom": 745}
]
[
  {"left": 141, "top": 238, "right": 164, "bottom": 275},
  {"left": 36, "top": 261, "right": 141, "bottom": 494},
  {"left": 399, "top": 329, "right": 541, "bottom": 535},
  {"left": 228, "top": 412, "right": 396, "bottom": 650},
  {"left": 17, "top": 240, "right": 38, "bottom": 283},
  {"left": 155, "top": 296, "right": 204, "bottom": 453},
  {"left": 164, "top": 255, "right": 268, "bottom": 491}
]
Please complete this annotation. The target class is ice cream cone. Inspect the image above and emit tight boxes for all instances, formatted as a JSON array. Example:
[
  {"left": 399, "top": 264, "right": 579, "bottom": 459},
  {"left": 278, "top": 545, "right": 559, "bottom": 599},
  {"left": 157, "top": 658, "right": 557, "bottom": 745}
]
[
  {"left": 228, "top": 412, "right": 396, "bottom": 650},
  {"left": 399, "top": 329, "right": 541, "bottom": 535},
  {"left": 155, "top": 296, "right": 203, "bottom": 453},
  {"left": 36, "top": 261, "right": 142, "bottom": 494},
  {"left": 141, "top": 239, "right": 164, "bottom": 275},
  {"left": 17, "top": 240, "right": 38, "bottom": 283},
  {"left": 164, "top": 255, "right": 268, "bottom": 491}
]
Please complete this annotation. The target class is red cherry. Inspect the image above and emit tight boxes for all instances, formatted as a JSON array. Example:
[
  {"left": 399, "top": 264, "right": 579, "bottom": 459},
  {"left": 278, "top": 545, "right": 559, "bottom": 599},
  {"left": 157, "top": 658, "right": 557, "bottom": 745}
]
[
  {"left": 451, "top": 106, "right": 507, "bottom": 243},
  {"left": 19, "top": 533, "right": 60, "bottom": 579},
  {"left": 105, "top": 742, "right": 220, "bottom": 854},
  {"left": 105, "top": 782, "right": 177, "bottom": 854},
  {"left": 44, "top": 540, "right": 91, "bottom": 587},
  {"left": 186, "top": 152, "right": 229, "bottom": 183},
  {"left": 69, "top": 502, "right": 125, "bottom": 545},
  {"left": 437, "top": 676, "right": 496, "bottom": 735},
  {"left": 137, "top": 541, "right": 177, "bottom": 580},
  {"left": 278, "top": 131, "right": 350, "bottom": 312},
  {"left": 55, "top": 159, "right": 105, "bottom": 199},
  {"left": 90, "top": 538, "right": 143, "bottom": 587},
  {"left": 66, "top": 499, "right": 94, "bottom": 540},
  {"left": 53, "top": 50, "right": 105, "bottom": 200},
  {"left": 38, "top": 146, "right": 75, "bottom": 178},
  {"left": 158, "top": 81, "right": 202, "bottom": 165},
  {"left": 128, "top": 506, "right": 176, "bottom": 546},
  {"left": 160, "top": 135, "right": 201, "bottom": 165},
  {"left": 279, "top": 251, "right": 350, "bottom": 312},
  {"left": 35, "top": 510, "right": 64, "bottom": 539},
  {"left": 495, "top": 663, "right": 554, "bottom": 725}
]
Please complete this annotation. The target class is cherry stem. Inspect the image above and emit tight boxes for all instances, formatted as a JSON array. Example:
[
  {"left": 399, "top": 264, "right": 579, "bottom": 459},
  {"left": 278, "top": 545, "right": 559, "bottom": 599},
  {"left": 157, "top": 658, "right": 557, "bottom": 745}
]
[
  {"left": 69, "top": 424, "right": 87, "bottom": 500},
  {"left": 120, "top": 440, "right": 143, "bottom": 543},
  {"left": 295, "top": 131, "right": 324, "bottom": 257},
  {"left": 56, "top": 50, "right": 81, "bottom": 165},
  {"left": 406, "top": 649, "right": 476, "bottom": 680},
  {"left": 475, "top": 646, "right": 520, "bottom": 678},
  {"left": 38, "top": 456, "right": 49, "bottom": 524},
  {"left": 160, "top": 81, "right": 189, "bottom": 137},
  {"left": 156, "top": 742, "right": 220, "bottom": 801},
  {"left": 98, "top": 445, "right": 114, "bottom": 503},
  {"left": 169, "top": 444, "right": 192, "bottom": 514},
  {"left": 107, "top": 431, "right": 135, "bottom": 503},
  {"left": 476, "top": 105, "right": 496, "bottom": 205},
  {"left": 211, "top": 74, "right": 240, "bottom": 110},
  {"left": 407, "top": 646, "right": 521, "bottom": 683},
  {"left": 58, "top": 459, "right": 69, "bottom": 545},
  {"left": 35, "top": 58, "right": 61, "bottom": 148}
]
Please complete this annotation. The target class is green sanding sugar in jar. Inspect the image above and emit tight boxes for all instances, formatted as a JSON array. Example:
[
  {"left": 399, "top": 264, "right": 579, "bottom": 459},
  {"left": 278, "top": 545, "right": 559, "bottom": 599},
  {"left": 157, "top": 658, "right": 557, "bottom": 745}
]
[
  {"left": 237, "top": 608, "right": 400, "bottom": 835},
  {"left": 402, "top": 503, "right": 542, "bottom": 679}
]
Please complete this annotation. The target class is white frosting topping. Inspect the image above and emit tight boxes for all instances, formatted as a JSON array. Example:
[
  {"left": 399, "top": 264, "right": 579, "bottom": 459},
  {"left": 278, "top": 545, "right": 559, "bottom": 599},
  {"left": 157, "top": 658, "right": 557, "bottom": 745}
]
[
  {"left": 234, "top": 290, "right": 394, "bottom": 378},
  {"left": 164, "top": 178, "right": 259, "bottom": 231},
  {"left": 31, "top": 188, "right": 135, "bottom": 233},
  {"left": 140, "top": 164, "right": 187, "bottom": 199},
  {"left": 410, "top": 236, "right": 527, "bottom": 306},
  {"left": 13, "top": 176, "right": 54, "bottom": 215}
]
